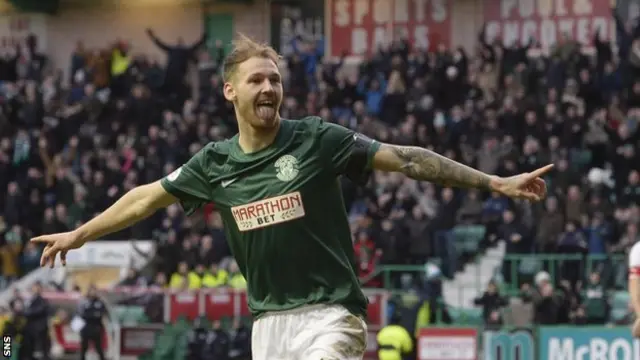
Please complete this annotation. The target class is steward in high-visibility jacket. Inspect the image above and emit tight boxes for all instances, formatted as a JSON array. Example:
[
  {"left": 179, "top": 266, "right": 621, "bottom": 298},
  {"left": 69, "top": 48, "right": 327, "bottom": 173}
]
[{"left": 376, "top": 313, "right": 413, "bottom": 360}]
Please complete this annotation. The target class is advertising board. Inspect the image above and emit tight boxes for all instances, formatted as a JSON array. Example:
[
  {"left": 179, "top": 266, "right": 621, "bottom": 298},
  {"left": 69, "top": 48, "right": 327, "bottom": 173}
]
[
  {"left": 270, "top": 1, "right": 324, "bottom": 56},
  {"left": 327, "top": 0, "right": 451, "bottom": 58},
  {"left": 417, "top": 327, "right": 477, "bottom": 360},
  {"left": 483, "top": 0, "right": 614, "bottom": 50},
  {"left": 538, "top": 327, "right": 640, "bottom": 360}
]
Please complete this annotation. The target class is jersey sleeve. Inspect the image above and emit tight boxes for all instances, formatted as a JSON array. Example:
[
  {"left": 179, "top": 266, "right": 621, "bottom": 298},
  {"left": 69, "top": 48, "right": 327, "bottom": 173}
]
[
  {"left": 629, "top": 242, "right": 640, "bottom": 278},
  {"left": 160, "top": 146, "right": 214, "bottom": 215},
  {"left": 317, "top": 119, "right": 381, "bottom": 185}
]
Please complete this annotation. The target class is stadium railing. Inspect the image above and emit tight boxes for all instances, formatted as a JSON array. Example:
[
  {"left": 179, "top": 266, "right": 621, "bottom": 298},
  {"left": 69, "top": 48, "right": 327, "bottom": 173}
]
[
  {"left": 370, "top": 253, "right": 629, "bottom": 327},
  {"left": 372, "top": 253, "right": 628, "bottom": 294}
]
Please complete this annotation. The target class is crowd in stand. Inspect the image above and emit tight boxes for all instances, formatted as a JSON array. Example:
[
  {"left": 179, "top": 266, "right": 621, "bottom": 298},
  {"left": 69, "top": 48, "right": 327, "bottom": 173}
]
[{"left": 1, "top": 6, "right": 640, "bottom": 337}]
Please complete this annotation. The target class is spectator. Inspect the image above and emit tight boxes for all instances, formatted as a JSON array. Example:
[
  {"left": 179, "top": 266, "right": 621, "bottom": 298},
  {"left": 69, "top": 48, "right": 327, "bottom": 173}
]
[
  {"left": 582, "top": 272, "right": 609, "bottom": 324},
  {"left": 186, "top": 316, "right": 209, "bottom": 360},
  {"left": 204, "top": 320, "right": 230, "bottom": 360},
  {"left": 170, "top": 261, "right": 190, "bottom": 289},
  {"left": 146, "top": 28, "right": 205, "bottom": 101},
  {"left": 529, "top": 273, "right": 561, "bottom": 325},
  {"left": 228, "top": 318, "right": 251, "bottom": 360},
  {"left": 473, "top": 281, "right": 508, "bottom": 324},
  {"left": 227, "top": 261, "right": 246, "bottom": 290},
  {"left": 22, "top": 282, "right": 51, "bottom": 360},
  {"left": 536, "top": 196, "right": 564, "bottom": 253},
  {"left": 202, "top": 263, "right": 228, "bottom": 288}
]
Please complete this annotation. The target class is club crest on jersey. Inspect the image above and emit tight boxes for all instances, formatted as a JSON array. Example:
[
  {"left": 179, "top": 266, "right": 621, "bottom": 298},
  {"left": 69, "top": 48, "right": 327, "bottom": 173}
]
[{"left": 275, "top": 154, "right": 299, "bottom": 182}]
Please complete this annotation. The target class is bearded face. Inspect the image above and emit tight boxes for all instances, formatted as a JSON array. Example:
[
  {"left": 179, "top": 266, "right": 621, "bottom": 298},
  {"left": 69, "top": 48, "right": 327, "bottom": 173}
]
[{"left": 224, "top": 56, "right": 283, "bottom": 129}]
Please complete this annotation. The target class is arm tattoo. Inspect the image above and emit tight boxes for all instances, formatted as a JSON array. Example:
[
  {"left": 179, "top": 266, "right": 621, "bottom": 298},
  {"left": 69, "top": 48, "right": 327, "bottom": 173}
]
[{"left": 388, "top": 145, "right": 492, "bottom": 190}]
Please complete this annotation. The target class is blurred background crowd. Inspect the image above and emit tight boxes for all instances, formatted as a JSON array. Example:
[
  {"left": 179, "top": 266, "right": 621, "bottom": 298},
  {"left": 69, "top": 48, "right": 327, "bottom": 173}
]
[{"left": 1, "top": 0, "right": 640, "bottom": 359}]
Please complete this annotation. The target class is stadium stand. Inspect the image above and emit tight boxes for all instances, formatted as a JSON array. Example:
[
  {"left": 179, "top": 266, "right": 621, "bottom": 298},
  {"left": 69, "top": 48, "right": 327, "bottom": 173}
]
[{"left": 1, "top": 2, "right": 640, "bottom": 359}]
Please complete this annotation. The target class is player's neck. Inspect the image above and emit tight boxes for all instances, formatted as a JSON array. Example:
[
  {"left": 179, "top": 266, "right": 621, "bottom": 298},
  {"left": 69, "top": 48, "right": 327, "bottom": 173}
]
[{"left": 237, "top": 119, "right": 281, "bottom": 154}]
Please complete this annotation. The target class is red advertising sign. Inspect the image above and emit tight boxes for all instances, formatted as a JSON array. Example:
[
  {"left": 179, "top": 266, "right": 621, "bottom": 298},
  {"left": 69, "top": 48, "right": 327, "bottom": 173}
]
[
  {"left": 484, "top": 0, "right": 613, "bottom": 49},
  {"left": 328, "top": 0, "right": 451, "bottom": 57},
  {"left": 202, "top": 288, "right": 235, "bottom": 321},
  {"left": 417, "top": 328, "right": 477, "bottom": 360},
  {"left": 238, "top": 290, "right": 251, "bottom": 317},
  {"left": 168, "top": 291, "right": 199, "bottom": 321}
]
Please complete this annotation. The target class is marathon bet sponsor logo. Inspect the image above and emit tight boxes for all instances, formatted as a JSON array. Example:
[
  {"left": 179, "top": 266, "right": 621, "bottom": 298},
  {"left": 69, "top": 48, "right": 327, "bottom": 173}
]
[
  {"left": 231, "top": 192, "right": 305, "bottom": 231},
  {"left": 275, "top": 154, "right": 299, "bottom": 182},
  {"left": 167, "top": 167, "right": 182, "bottom": 182}
]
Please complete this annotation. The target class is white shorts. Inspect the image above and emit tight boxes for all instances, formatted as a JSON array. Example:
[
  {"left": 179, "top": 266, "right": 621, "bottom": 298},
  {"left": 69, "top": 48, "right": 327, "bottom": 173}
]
[{"left": 251, "top": 304, "right": 368, "bottom": 360}]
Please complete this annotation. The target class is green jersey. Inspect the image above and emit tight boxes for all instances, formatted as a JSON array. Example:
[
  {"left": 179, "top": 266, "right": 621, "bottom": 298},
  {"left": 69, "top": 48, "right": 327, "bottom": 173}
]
[{"left": 160, "top": 117, "right": 381, "bottom": 318}]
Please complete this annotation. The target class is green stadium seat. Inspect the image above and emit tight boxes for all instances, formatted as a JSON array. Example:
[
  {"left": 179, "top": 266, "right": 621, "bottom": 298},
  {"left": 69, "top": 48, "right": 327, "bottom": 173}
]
[
  {"left": 612, "top": 291, "right": 630, "bottom": 309},
  {"left": 452, "top": 225, "right": 486, "bottom": 253},
  {"left": 614, "top": 265, "right": 627, "bottom": 289},
  {"left": 518, "top": 257, "right": 541, "bottom": 275},
  {"left": 241, "top": 315, "right": 253, "bottom": 329},
  {"left": 137, "top": 353, "right": 153, "bottom": 360},
  {"left": 173, "top": 333, "right": 189, "bottom": 360},
  {"left": 220, "top": 316, "right": 233, "bottom": 330},
  {"left": 113, "top": 305, "right": 149, "bottom": 325},
  {"left": 447, "top": 306, "right": 483, "bottom": 325},
  {"left": 610, "top": 308, "right": 628, "bottom": 322},
  {"left": 570, "top": 149, "right": 592, "bottom": 170},
  {"left": 172, "top": 316, "right": 191, "bottom": 334}
]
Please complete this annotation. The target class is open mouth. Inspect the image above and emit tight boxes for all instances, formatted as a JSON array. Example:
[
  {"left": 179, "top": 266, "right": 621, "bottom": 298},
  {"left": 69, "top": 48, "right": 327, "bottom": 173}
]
[
  {"left": 256, "top": 99, "right": 275, "bottom": 108},
  {"left": 255, "top": 99, "right": 277, "bottom": 120}
]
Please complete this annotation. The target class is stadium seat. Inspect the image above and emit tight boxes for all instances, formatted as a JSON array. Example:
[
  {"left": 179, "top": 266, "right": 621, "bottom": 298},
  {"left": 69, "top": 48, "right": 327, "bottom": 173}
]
[
  {"left": 114, "top": 305, "right": 147, "bottom": 324},
  {"left": 241, "top": 315, "right": 253, "bottom": 329},
  {"left": 570, "top": 149, "right": 592, "bottom": 170},
  {"left": 452, "top": 225, "right": 486, "bottom": 254},
  {"left": 220, "top": 315, "right": 233, "bottom": 330},
  {"left": 447, "top": 306, "right": 483, "bottom": 325},
  {"left": 150, "top": 332, "right": 177, "bottom": 360},
  {"left": 612, "top": 291, "right": 630, "bottom": 309},
  {"left": 610, "top": 308, "right": 628, "bottom": 322},
  {"left": 172, "top": 316, "right": 192, "bottom": 335},
  {"left": 173, "top": 332, "right": 189, "bottom": 360}
]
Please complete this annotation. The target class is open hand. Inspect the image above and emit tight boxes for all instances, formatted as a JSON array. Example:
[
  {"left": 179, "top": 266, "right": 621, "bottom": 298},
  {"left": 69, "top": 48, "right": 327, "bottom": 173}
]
[
  {"left": 31, "top": 231, "right": 85, "bottom": 268},
  {"left": 490, "top": 164, "right": 553, "bottom": 202}
]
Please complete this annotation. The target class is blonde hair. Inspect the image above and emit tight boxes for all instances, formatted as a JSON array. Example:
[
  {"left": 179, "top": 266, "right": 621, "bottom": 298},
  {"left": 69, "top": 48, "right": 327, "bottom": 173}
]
[{"left": 222, "top": 33, "right": 281, "bottom": 82}]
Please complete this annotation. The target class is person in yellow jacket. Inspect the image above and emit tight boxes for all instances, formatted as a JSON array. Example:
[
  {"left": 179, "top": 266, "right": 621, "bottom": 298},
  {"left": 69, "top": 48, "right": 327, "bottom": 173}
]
[
  {"left": 376, "top": 313, "right": 413, "bottom": 360},
  {"left": 0, "top": 306, "right": 9, "bottom": 337},
  {"left": 169, "top": 261, "right": 190, "bottom": 289},
  {"left": 187, "top": 264, "right": 207, "bottom": 289},
  {"left": 202, "top": 263, "right": 229, "bottom": 288},
  {"left": 227, "top": 260, "right": 247, "bottom": 290}
]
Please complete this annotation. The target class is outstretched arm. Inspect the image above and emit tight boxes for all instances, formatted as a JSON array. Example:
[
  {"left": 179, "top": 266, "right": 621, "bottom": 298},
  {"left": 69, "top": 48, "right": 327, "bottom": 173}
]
[
  {"left": 146, "top": 28, "right": 171, "bottom": 52},
  {"left": 33, "top": 181, "right": 177, "bottom": 267},
  {"left": 74, "top": 181, "right": 176, "bottom": 242},
  {"left": 372, "top": 144, "right": 494, "bottom": 190},
  {"left": 372, "top": 143, "right": 552, "bottom": 201},
  {"left": 33, "top": 145, "right": 216, "bottom": 268}
]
